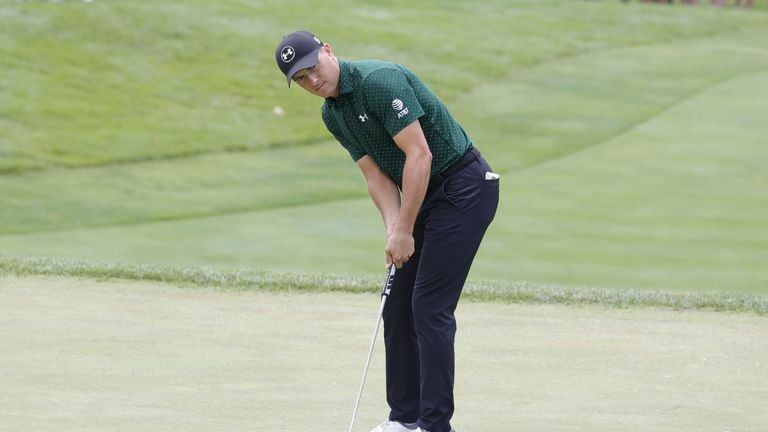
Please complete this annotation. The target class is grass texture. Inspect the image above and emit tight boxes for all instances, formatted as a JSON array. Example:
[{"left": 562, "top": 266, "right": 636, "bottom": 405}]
[
  {"left": 1, "top": 255, "right": 765, "bottom": 314},
  {"left": 3, "top": 276, "right": 766, "bottom": 431}
]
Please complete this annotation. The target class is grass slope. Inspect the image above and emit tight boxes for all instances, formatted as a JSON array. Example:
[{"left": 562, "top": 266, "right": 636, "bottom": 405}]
[
  {"left": 2, "top": 1, "right": 764, "bottom": 173},
  {"left": 1, "top": 1, "right": 767, "bottom": 292}
]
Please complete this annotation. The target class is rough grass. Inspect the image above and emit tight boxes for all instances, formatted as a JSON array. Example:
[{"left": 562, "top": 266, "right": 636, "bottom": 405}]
[{"left": 1, "top": 255, "right": 765, "bottom": 315}]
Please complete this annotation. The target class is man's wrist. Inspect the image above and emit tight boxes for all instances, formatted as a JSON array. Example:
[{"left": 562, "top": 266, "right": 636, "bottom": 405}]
[{"left": 394, "top": 223, "right": 414, "bottom": 235}]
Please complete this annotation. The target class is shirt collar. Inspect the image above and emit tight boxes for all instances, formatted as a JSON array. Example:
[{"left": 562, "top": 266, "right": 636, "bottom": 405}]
[{"left": 334, "top": 59, "right": 354, "bottom": 97}]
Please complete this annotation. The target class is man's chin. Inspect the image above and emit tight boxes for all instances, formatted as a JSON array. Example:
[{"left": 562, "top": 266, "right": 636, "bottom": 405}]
[{"left": 322, "top": 86, "right": 338, "bottom": 98}]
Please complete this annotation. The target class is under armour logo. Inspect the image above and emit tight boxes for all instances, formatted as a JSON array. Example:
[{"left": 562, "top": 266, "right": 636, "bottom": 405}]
[
  {"left": 359, "top": 113, "right": 369, "bottom": 122},
  {"left": 281, "top": 46, "right": 295, "bottom": 63}
]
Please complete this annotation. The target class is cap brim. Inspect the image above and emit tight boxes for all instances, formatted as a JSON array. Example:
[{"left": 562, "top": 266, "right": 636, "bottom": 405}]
[{"left": 286, "top": 49, "right": 320, "bottom": 87}]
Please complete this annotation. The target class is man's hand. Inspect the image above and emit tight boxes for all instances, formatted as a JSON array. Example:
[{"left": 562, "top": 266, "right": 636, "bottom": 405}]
[{"left": 386, "top": 229, "right": 415, "bottom": 269}]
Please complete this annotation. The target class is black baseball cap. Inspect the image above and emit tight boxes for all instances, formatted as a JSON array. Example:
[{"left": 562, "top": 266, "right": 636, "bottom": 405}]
[{"left": 275, "top": 30, "right": 323, "bottom": 87}]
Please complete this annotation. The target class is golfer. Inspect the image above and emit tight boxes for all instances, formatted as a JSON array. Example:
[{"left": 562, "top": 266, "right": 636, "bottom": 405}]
[{"left": 275, "top": 31, "right": 499, "bottom": 432}]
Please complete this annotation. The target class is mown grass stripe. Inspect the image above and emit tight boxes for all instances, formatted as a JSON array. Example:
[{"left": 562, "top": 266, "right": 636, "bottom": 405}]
[{"left": 1, "top": 255, "right": 765, "bottom": 315}]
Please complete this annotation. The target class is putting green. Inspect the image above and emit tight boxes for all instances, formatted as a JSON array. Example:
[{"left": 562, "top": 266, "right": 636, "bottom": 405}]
[{"left": 1, "top": 276, "right": 765, "bottom": 431}]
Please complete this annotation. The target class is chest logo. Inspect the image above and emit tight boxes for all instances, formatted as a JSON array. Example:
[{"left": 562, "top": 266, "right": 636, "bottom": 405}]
[{"left": 359, "top": 113, "right": 369, "bottom": 122}]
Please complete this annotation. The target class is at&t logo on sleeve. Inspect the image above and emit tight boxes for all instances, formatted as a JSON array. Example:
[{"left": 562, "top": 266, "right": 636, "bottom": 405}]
[{"left": 392, "top": 99, "right": 409, "bottom": 118}]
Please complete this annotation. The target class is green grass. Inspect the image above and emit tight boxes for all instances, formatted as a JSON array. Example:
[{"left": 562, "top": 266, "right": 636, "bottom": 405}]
[
  {"left": 4, "top": 276, "right": 767, "bottom": 431},
  {"left": 2, "top": 255, "right": 766, "bottom": 314},
  {"left": 1, "top": 0, "right": 767, "bottom": 293}
]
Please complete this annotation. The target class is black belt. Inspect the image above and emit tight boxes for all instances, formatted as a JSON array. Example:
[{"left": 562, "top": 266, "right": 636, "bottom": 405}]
[{"left": 426, "top": 147, "right": 480, "bottom": 196}]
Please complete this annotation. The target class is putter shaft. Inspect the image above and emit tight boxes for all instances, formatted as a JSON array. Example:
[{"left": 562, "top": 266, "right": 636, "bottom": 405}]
[{"left": 348, "top": 265, "right": 396, "bottom": 432}]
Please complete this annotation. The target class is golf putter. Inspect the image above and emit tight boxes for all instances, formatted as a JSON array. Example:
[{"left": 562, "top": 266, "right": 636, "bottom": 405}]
[{"left": 348, "top": 264, "right": 397, "bottom": 432}]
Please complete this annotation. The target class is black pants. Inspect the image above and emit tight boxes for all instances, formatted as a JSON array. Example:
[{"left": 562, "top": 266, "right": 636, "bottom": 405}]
[{"left": 383, "top": 151, "right": 499, "bottom": 432}]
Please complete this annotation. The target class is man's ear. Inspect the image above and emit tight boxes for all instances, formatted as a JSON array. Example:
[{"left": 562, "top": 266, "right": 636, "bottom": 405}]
[{"left": 322, "top": 43, "right": 334, "bottom": 57}]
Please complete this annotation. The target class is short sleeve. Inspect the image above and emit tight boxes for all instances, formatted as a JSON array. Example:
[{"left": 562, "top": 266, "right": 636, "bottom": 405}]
[
  {"left": 335, "top": 130, "right": 367, "bottom": 162},
  {"left": 361, "top": 68, "right": 425, "bottom": 137}
]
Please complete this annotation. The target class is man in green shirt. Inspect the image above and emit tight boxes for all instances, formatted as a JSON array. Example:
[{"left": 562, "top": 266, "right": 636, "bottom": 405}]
[{"left": 275, "top": 31, "right": 499, "bottom": 432}]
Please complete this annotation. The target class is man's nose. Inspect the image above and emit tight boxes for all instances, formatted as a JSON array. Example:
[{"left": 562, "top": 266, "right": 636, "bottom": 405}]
[{"left": 306, "top": 71, "right": 320, "bottom": 85}]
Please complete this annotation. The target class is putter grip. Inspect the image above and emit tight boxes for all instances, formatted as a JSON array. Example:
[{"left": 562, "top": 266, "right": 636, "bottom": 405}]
[{"left": 380, "top": 265, "right": 396, "bottom": 297}]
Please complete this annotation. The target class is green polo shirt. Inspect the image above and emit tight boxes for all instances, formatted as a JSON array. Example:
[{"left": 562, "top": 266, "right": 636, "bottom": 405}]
[{"left": 321, "top": 59, "right": 473, "bottom": 188}]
